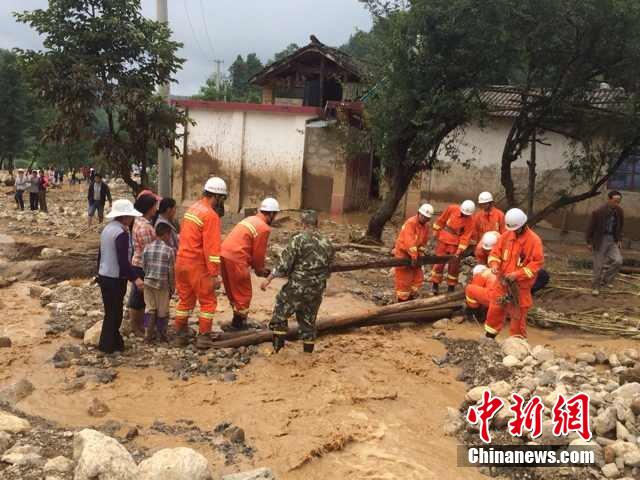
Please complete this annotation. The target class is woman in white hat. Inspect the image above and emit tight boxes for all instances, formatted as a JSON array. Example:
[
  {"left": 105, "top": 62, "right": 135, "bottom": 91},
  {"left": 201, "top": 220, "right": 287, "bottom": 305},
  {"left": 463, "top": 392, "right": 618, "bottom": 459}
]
[{"left": 97, "top": 199, "right": 144, "bottom": 353}]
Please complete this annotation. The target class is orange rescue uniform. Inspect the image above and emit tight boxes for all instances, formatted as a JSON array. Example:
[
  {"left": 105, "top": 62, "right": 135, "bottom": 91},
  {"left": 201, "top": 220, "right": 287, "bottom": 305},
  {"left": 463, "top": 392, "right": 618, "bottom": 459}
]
[
  {"left": 430, "top": 205, "right": 475, "bottom": 286},
  {"left": 220, "top": 213, "right": 271, "bottom": 316},
  {"left": 393, "top": 215, "right": 430, "bottom": 301},
  {"left": 475, "top": 243, "right": 489, "bottom": 265},
  {"left": 485, "top": 228, "right": 544, "bottom": 338},
  {"left": 465, "top": 269, "right": 498, "bottom": 309},
  {"left": 471, "top": 207, "right": 505, "bottom": 245},
  {"left": 174, "top": 198, "right": 222, "bottom": 334}
]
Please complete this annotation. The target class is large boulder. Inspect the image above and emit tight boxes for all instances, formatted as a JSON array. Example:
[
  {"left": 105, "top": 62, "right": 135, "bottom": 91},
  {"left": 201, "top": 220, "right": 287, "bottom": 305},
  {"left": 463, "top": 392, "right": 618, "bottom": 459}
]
[
  {"left": 1, "top": 444, "right": 44, "bottom": 466},
  {"left": 222, "top": 468, "right": 276, "bottom": 480},
  {"left": 612, "top": 383, "right": 640, "bottom": 403},
  {"left": 137, "top": 447, "right": 212, "bottom": 480},
  {"left": 84, "top": 321, "right": 103, "bottom": 347},
  {"left": 531, "top": 345, "right": 554, "bottom": 362},
  {"left": 501, "top": 337, "right": 530, "bottom": 361},
  {"left": 44, "top": 455, "right": 74, "bottom": 473},
  {"left": 0, "top": 378, "right": 35, "bottom": 404},
  {"left": 73, "top": 429, "right": 137, "bottom": 480},
  {"left": 0, "top": 411, "right": 30, "bottom": 433}
]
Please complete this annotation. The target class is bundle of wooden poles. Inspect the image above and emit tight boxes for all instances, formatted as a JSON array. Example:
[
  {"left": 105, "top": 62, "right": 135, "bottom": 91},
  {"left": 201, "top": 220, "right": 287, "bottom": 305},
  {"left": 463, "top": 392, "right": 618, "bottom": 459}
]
[{"left": 210, "top": 291, "right": 465, "bottom": 349}]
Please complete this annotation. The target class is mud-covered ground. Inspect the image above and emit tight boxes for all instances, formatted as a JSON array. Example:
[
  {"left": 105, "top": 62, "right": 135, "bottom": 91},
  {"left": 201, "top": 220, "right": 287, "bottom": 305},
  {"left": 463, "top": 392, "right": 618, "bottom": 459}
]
[{"left": 1, "top": 182, "right": 640, "bottom": 479}]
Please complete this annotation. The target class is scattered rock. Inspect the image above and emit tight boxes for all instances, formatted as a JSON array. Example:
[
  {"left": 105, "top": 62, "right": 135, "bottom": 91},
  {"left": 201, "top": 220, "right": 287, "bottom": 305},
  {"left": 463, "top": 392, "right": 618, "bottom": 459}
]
[
  {"left": 620, "top": 367, "right": 640, "bottom": 385},
  {"left": 73, "top": 429, "right": 137, "bottom": 480},
  {"left": 40, "top": 247, "right": 64, "bottom": 259},
  {"left": 575, "top": 352, "right": 596, "bottom": 364},
  {"left": 1, "top": 444, "right": 44, "bottom": 466},
  {"left": 137, "top": 447, "right": 212, "bottom": 480},
  {"left": 595, "top": 408, "right": 618, "bottom": 436},
  {"left": 631, "top": 397, "right": 640, "bottom": 416},
  {"left": 223, "top": 426, "right": 245, "bottom": 444},
  {"left": 531, "top": 345, "right": 554, "bottom": 362},
  {"left": 502, "top": 355, "right": 520, "bottom": 368},
  {"left": 0, "top": 431, "right": 12, "bottom": 454},
  {"left": 613, "top": 383, "right": 640, "bottom": 403},
  {"left": 84, "top": 321, "right": 103, "bottom": 346},
  {"left": 432, "top": 318, "right": 450, "bottom": 330},
  {"left": 0, "top": 378, "right": 35, "bottom": 404},
  {"left": 96, "top": 369, "right": 118, "bottom": 384},
  {"left": 466, "top": 386, "right": 488, "bottom": 403},
  {"left": 125, "top": 427, "right": 139, "bottom": 441},
  {"left": 221, "top": 468, "right": 276, "bottom": 480},
  {"left": 29, "top": 284, "right": 46, "bottom": 298},
  {"left": 501, "top": 337, "right": 530, "bottom": 361},
  {"left": 601, "top": 462, "right": 620, "bottom": 478},
  {"left": 443, "top": 407, "right": 463, "bottom": 436},
  {"left": 0, "top": 411, "right": 30, "bottom": 433},
  {"left": 624, "top": 448, "right": 640, "bottom": 467},
  {"left": 88, "top": 398, "right": 110, "bottom": 417},
  {"left": 44, "top": 455, "right": 74, "bottom": 473},
  {"left": 0, "top": 337, "right": 11, "bottom": 348}
]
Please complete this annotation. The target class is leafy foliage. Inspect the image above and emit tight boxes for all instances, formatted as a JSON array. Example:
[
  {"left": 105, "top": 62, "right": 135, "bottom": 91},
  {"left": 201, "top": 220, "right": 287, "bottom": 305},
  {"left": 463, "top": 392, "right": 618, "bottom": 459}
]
[{"left": 15, "top": 0, "right": 190, "bottom": 192}]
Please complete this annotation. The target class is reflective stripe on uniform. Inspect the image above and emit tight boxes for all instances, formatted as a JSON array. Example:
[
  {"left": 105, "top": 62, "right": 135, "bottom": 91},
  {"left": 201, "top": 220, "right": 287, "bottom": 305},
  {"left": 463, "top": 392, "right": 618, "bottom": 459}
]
[
  {"left": 447, "top": 274, "right": 458, "bottom": 280},
  {"left": 199, "top": 311, "right": 215, "bottom": 319},
  {"left": 272, "top": 330, "right": 288, "bottom": 335},
  {"left": 485, "top": 324, "right": 498, "bottom": 334},
  {"left": 488, "top": 256, "right": 501, "bottom": 264},
  {"left": 432, "top": 224, "right": 442, "bottom": 230},
  {"left": 234, "top": 308, "right": 249, "bottom": 315},
  {"left": 239, "top": 220, "right": 258, "bottom": 238},
  {"left": 466, "top": 296, "right": 478, "bottom": 304},
  {"left": 184, "top": 212, "right": 204, "bottom": 228},
  {"left": 175, "top": 310, "right": 191, "bottom": 317},
  {"left": 209, "top": 255, "right": 220, "bottom": 263},
  {"left": 523, "top": 267, "right": 534, "bottom": 278}
]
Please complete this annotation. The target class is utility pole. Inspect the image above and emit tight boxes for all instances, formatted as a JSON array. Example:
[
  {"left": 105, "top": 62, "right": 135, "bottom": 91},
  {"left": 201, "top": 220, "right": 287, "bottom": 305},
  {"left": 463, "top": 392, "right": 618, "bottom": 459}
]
[
  {"left": 157, "top": 0, "right": 171, "bottom": 198},
  {"left": 214, "top": 59, "right": 224, "bottom": 90}
]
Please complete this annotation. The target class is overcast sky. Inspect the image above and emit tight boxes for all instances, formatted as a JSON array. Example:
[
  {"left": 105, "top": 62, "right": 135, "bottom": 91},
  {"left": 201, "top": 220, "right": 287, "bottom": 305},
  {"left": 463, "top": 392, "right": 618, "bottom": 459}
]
[{"left": 0, "top": 0, "right": 372, "bottom": 96}]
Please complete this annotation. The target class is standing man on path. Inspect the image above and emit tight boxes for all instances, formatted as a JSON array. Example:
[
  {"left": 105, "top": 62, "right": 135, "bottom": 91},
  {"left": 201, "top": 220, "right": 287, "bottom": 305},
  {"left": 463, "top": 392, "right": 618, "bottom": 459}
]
[
  {"left": 29, "top": 170, "right": 40, "bottom": 211},
  {"left": 586, "top": 191, "right": 624, "bottom": 296},
  {"left": 14, "top": 169, "right": 28, "bottom": 211},
  {"left": 174, "top": 177, "right": 227, "bottom": 349},
  {"left": 221, "top": 197, "right": 279, "bottom": 330},
  {"left": 87, "top": 173, "right": 112, "bottom": 227}
]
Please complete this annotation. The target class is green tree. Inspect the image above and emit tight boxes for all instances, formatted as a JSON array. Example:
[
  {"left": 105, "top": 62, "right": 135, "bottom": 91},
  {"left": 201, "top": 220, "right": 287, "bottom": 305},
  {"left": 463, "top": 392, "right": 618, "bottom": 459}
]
[
  {"left": 497, "top": 0, "right": 640, "bottom": 222},
  {"left": 227, "top": 53, "right": 263, "bottom": 103},
  {"left": 360, "top": 0, "right": 517, "bottom": 240},
  {"left": 15, "top": 0, "right": 190, "bottom": 193},
  {"left": 0, "top": 49, "right": 34, "bottom": 173}
]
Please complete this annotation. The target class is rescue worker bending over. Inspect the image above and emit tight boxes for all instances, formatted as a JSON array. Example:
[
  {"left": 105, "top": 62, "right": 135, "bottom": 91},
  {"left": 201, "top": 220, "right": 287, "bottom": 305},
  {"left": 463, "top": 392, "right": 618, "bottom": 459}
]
[
  {"left": 393, "top": 203, "right": 433, "bottom": 302},
  {"left": 475, "top": 231, "right": 499, "bottom": 265},
  {"left": 173, "top": 177, "right": 227, "bottom": 349},
  {"left": 430, "top": 200, "right": 476, "bottom": 294},
  {"left": 464, "top": 264, "right": 498, "bottom": 323},
  {"left": 485, "top": 208, "right": 544, "bottom": 339},
  {"left": 221, "top": 197, "right": 279, "bottom": 330},
  {"left": 261, "top": 210, "right": 334, "bottom": 354}
]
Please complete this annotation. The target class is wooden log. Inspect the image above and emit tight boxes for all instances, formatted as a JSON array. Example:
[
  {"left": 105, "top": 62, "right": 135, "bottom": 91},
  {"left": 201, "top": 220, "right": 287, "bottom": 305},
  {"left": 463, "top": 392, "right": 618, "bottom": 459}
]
[
  {"left": 206, "top": 292, "right": 465, "bottom": 349},
  {"left": 329, "top": 255, "right": 453, "bottom": 273},
  {"left": 333, "top": 243, "right": 392, "bottom": 254},
  {"left": 621, "top": 266, "right": 640, "bottom": 275}
]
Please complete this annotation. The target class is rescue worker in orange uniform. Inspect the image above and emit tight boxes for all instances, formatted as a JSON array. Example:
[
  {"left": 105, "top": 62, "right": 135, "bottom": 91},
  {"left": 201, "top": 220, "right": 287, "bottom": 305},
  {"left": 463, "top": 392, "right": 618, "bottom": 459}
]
[
  {"left": 475, "top": 231, "right": 499, "bottom": 265},
  {"left": 221, "top": 197, "right": 279, "bottom": 329},
  {"left": 174, "top": 177, "right": 228, "bottom": 349},
  {"left": 485, "top": 208, "right": 544, "bottom": 339},
  {"left": 430, "top": 200, "right": 476, "bottom": 294},
  {"left": 393, "top": 203, "right": 433, "bottom": 302},
  {"left": 472, "top": 191, "right": 505, "bottom": 245},
  {"left": 464, "top": 264, "right": 498, "bottom": 323}
]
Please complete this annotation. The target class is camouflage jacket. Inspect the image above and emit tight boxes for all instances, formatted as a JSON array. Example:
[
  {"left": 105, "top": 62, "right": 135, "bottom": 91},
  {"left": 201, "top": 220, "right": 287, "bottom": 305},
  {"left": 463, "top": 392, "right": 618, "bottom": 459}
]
[{"left": 272, "top": 230, "right": 334, "bottom": 284}]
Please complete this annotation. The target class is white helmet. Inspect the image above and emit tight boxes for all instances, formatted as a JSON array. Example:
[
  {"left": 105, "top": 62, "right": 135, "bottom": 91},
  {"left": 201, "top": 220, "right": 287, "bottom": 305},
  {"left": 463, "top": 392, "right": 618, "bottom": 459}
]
[
  {"left": 260, "top": 197, "right": 280, "bottom": 212},
  {"left": 204, "top": 177, "right": 228, "bottom": 195},
  {"left": 481, "top": 231, "right": 499, "bottom": 251},
  {"left": 472, "top": 264, "right": 488, "bottom": 277},
  {"left": 418, "top": 203, "right": 434, "bottom": 218},
  {"left": 505, "top": 208, "right": 528, "bottom": 231},
  {"left": 460, "top": 200, "right": 476, "bottom": 216},
  {"left": 478, "top": 191, "right": 494, "bottom": 204},
  {"left": 106, "top": 199, "right": 142, "bottom": 219}
]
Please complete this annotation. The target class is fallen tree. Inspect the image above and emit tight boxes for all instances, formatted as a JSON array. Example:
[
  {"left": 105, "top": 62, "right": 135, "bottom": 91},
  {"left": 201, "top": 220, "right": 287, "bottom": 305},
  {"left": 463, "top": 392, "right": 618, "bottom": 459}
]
[
  {"left": 329, "top": 254, "right": 453, "bottom": 273},
  {"left": 210, "top": 291, "right": 464, "bottom": 349}
]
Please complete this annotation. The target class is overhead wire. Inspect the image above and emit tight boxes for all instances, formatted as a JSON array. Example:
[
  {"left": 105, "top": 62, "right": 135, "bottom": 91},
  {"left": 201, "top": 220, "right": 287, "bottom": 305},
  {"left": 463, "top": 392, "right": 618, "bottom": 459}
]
[
  {"left": 183, "top": 0, "right": 212, "bottom": 62},
  {"left": 199, "top": 0, "right": 218, "bottom": 60}
]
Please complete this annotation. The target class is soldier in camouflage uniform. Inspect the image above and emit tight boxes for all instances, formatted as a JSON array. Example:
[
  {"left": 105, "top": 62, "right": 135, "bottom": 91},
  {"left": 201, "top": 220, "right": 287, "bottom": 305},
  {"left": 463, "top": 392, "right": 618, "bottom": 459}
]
[{"left": 260, "top": 210, "right": 334, "bottom": 353}]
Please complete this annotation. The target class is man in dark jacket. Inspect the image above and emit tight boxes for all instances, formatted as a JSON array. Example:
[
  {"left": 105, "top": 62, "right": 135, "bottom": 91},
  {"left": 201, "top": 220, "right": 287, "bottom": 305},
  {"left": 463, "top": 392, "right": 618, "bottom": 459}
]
[
  {"left": 88, "top": 173, "right": 113, "bottom": 227},
  {"left": 586, "top": 191, "right": 624, "bottom": 296}
]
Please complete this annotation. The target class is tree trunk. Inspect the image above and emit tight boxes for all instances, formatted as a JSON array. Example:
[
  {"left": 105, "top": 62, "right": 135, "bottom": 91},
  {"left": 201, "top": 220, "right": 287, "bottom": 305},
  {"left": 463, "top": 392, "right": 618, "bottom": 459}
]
[
  {"left": 527, "top": 131, "right": 537, "bottom": 216},
  {"left": 329, "top": 254, "right": 453, "bottom": 273},
  {"left": 365, "top": 162, "right": 417, "bottom": 241}
]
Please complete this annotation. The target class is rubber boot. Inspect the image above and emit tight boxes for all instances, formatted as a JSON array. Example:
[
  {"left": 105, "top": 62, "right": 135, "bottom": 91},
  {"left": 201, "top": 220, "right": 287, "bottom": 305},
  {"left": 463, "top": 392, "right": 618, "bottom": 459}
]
[
  {"left": 485, "top": 331, "right": 497, "bottom": 339},
  {"left": 477, "top": 308, "right": 487, "bottom": 324},
  {"left": 144, "top": 313, "right": 156, "bottom": 344},
  {"left": 172, "top": 326, "right": 190, "bottom": 347},
  {"left": 447, "top": 285, "right": 456, "bottom": 293},
  {"left": 129, "top": 308, "right": 145, "bottom": 337},
  {"left": 463, "top": 306, "right": 477, "bottom": 323},
  {"left": 156, "top": 317, "right": 168, "bottom": 343},
  {"left": 432, "top": 283, "right": 440, "bottom": 296},
  {"left": 272, "top": 335, "right": 285, "bottom": 353},
  {"left": 303, "top": 342, "right": 315, "bottom": 354},
  {"left": 231, "top": 312, "right": 248, "bottom": 330}
]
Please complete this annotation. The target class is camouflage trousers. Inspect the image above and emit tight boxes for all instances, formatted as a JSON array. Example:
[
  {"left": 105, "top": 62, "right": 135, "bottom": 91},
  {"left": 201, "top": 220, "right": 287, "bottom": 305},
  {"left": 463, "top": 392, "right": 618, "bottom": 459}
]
[{"left": 268, "top": 281, "right": 324, "bottom": 344}]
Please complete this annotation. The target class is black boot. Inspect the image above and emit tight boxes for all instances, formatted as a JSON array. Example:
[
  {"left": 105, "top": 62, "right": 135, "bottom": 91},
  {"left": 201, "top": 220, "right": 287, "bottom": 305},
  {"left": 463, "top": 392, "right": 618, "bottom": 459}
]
[
  {"left": 447, "top": 285, "right": 456, "bottom": 293},
  {"left": 231, "top": 312, "right": 248, "bottom": 330},
  {"left": 432, "top": 283, "right": 440, "bottom": 296},
  {"left": 303, "top": 342, "right": 315, "bottom": 353},
  {"left": 272, "top": 335, "right": 285, "bottom": 353},
  {"left": 485, "top": 331, "right": 497, "bottom": 339}
]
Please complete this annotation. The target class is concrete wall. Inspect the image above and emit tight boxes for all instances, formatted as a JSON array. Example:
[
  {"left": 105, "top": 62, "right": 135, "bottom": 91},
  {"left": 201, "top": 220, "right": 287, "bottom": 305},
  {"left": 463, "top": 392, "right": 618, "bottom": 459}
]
[
  {"left": 407, "top": 116, "right": 640, "bottom": 239},
  {"left": 172, "top": 101, "right": 319, "bottom": 213},
  {"left": 302, "top": 123, "right": 337, "bottom": 212}
]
